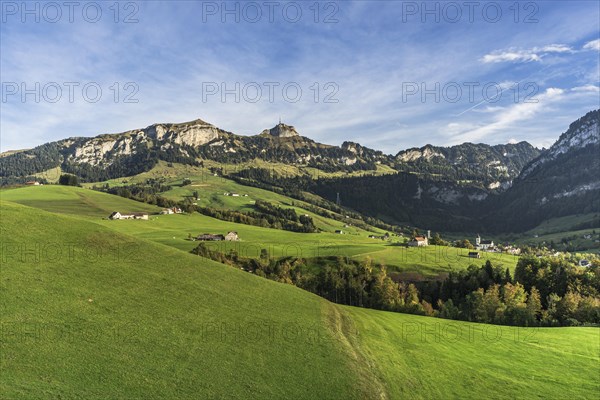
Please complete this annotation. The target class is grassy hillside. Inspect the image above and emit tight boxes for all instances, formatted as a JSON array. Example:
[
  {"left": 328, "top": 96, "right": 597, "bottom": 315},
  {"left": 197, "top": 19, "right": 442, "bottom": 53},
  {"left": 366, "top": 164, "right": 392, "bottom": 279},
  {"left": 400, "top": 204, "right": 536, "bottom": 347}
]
[
  {"left": 0, "top": 200, "right": 374, "bottom": 399},
  {"left": 81, "top": 161, "right": 384, "bottom": 235},
  {"left": 512, "top": 213, "right": 600, "bottom": 253},
  {"left": 346, "top": 307, "right": 600, "bottom": 399},
  {"left": 1, "top": 185, "right": 518, "bottom": 275},
  {"left": 1, "top": 200, "right": 598, "bottom": 399},
  {"left": 0, "top": 184, "right": 160, "bottom": 219}
]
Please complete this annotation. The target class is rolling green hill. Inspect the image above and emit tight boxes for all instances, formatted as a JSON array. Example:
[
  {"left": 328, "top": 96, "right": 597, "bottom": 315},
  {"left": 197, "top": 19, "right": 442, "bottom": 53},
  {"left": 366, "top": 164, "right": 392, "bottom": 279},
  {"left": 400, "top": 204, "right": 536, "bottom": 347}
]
[
  {"left": 1, "top": 199, "right": 598, "bottom": 399},
  {"left": 0, "top": 200, "right": 374, "bottom": 399},
  {"left": 1, "top": 185, "right": 518, "bottom": 276},
  {"left": 345, "top": 306, "right": 599, "bottom": 399}
]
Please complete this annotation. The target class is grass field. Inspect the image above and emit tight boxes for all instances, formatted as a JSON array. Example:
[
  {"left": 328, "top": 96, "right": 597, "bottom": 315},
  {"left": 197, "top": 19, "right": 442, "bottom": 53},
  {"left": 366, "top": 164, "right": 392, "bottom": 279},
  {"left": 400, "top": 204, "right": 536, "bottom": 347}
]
[
  {"left": 1, "top": 185, "right": 518, "bottom": 276},
  {"left": 0, "top": 201, "right": 372, "bottom": 399},
  {"left": 345, "top": 306, "right": 600, "bottom": 399},
  {"left": 1, "top": 199, "right": 598, "bottom": 399}
]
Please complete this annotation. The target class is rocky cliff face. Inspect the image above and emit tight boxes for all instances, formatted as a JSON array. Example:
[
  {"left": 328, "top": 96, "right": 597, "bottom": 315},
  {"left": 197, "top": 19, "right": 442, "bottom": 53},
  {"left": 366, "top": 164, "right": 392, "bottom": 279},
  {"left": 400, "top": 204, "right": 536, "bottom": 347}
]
[
  {"left": 153, "top": 119, "right": 225, "bottom": 147},
  {"left": 260, "top": 123, "right": 299, "bottom": 138},
  {"left": 397, "top": 146, "right": 445, "bottom": 162},
  {"left": 55, "top": 119, "right": 230, "bottom": 167},
  {"left": 395, "top": 141, "right": 541, "bottom": 192}
]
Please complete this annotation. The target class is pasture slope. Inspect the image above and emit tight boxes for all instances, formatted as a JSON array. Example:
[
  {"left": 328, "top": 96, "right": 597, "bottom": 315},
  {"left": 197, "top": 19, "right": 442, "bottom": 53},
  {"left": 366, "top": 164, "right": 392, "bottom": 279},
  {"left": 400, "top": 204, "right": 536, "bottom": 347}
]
[
  {"left": 1, "top": 185, "right": 518, "bottom": 276},
  {"left": 0, "top": 200, "right": 374, "bottom": 399},
  {"left": 0, "top": 192, "right": 598, "bottom": 398}
]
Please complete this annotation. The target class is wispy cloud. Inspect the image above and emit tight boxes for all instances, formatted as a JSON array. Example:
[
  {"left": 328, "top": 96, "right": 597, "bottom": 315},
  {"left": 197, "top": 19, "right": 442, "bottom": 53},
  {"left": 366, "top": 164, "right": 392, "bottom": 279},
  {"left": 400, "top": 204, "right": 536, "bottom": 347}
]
[
  {"left": 480, "top": 44, "right": 573, "bottom": 64},
  {"left": 447, "top": 88, "right": 566, "bottom": 143},
  {"left": 572, "top": 84, "right": 600, "bottom": 92}
]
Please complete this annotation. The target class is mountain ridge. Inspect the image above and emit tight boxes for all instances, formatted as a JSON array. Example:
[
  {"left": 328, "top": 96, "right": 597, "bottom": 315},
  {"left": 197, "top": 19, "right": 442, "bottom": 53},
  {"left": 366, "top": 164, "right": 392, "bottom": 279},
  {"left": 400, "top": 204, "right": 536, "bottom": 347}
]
[{"left": 0, "top": 117, "right": 541, "bottom": 187}]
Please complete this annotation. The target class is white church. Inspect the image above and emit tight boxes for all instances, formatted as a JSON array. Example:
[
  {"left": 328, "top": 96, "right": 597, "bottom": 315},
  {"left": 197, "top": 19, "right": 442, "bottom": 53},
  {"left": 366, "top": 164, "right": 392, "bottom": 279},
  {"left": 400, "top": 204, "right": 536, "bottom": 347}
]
[{"left": 475, "top": 235, "right": 495, "bottom": 251}]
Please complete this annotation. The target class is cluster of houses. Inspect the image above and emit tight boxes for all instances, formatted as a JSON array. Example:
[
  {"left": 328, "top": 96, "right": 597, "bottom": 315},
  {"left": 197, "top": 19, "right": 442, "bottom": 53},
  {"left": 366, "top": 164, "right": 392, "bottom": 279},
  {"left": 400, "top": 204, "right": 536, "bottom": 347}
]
[
  {"left": 109, "top": 207, "right": 184, "bottom": 220},
  {"left": 193, "top": 231, "right": 240, "bottom": 241},
  {"left": 503, "top": 245, "right": 522, "bottom": 255},
  {"left": 160, "top": 207, "right": 183, "bottom": 215},
  {"left": 466, "top": 235, "right": 496, "bottom": 258}
]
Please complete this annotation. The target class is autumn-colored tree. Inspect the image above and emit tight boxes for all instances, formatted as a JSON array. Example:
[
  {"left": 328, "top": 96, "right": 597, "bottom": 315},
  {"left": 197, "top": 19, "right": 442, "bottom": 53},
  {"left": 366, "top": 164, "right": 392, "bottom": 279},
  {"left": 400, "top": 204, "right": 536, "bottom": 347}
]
[{"left": 526, "top": 287, "right": 542, "bottom": 326}]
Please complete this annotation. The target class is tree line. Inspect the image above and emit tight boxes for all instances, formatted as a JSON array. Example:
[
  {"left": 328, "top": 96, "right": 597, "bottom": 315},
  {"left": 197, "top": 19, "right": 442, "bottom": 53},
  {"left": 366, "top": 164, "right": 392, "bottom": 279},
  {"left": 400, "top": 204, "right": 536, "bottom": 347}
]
[{"left": 192, "top": 244, "right": 600, "bottom": 327}]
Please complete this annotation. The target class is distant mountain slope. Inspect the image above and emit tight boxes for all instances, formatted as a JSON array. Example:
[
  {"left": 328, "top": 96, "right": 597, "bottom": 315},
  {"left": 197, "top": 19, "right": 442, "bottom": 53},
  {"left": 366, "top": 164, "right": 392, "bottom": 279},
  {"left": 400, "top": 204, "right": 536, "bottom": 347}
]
[
  {"left": 309, "top": 110, "right": 599, "bottom": 233},
  {"left": 486, "top": 109, "right": 600, "bottom": 232},
  {"left": 396, "top": 141, "right": 541, "bottom": 190}
]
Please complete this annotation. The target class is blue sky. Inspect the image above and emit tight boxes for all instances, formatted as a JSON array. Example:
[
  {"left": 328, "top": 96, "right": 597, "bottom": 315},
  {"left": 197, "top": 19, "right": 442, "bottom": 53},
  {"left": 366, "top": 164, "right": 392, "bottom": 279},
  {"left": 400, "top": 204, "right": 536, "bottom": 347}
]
[{"left": 1, "top": 0, "right": 599, "bottom": 153}]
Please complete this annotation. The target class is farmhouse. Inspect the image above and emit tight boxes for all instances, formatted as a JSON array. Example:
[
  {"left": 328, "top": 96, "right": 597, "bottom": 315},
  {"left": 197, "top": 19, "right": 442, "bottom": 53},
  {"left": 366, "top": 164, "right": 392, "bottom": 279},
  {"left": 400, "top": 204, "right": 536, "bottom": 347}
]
[
  {"left": 468, "top": 252, "right": 481, "bottom": 259},
  {"left": 108, "top": 212, "right": 149, "bottom": 220},
  {"left": 335, "top": 230, "right": 344, "bottom": 234},
  {"left": 160, "top": 207, "right": 182, "bottom": 215},
  {"left": 25, "top": 181, "right": 40, "bottom": 186},
  {"left": 225, "top": 231, "right": 240, "bottom": 241},
  {"left": 196, "top": 234, "right": 225, "bottom": 241},
  {"left": 408, "top": 236, "right": 428, "bottom": 247}
]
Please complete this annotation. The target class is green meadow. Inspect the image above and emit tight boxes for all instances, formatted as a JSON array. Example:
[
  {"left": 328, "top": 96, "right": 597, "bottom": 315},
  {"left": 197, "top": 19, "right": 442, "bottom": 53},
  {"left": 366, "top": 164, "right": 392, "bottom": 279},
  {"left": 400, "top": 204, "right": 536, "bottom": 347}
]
[
  {"left": 1, "top": 185, "right": 518, "bottom": 276},
  {"left": 0, "top": 201, "right": 371, "bottom": 399},
  {"left": 1, "top": 198, "right": 598, "bottom": 399},
  {"left": 345, "top": 306, "right": 600, "bottom": 399}
]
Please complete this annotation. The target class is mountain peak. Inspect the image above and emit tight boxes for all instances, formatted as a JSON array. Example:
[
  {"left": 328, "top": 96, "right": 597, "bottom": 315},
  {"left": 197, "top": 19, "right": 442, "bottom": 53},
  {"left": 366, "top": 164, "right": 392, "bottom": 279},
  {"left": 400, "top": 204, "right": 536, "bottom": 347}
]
[{"left": 261, "top": 123, "right": 299, "bottom": 138}]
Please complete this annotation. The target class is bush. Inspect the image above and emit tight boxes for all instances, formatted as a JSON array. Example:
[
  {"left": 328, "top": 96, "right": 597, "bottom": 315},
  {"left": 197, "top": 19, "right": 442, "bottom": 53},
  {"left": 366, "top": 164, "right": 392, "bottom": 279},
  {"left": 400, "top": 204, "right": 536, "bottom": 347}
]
[{"left": 58, "top": 174, "right": 80, "bottom": 186}]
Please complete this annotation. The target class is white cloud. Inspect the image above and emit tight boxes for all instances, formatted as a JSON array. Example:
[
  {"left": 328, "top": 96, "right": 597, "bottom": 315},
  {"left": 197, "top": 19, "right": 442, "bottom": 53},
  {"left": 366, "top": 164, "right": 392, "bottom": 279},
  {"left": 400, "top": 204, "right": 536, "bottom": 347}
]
[
  {"left": 572, "top": 85, "right": 600, "bottom": 92},
  {"left": 481, "top": 44, "right": 573, "bottom": 64},
  {"left": 536, "top": 44, "right": 573, "bottom": 53},
  {"left": 508, "top": 138, "right": 518, "bottom": 144},
  {"left": 583, "top": 39, "right": 600, "bottom": 51},
  {"left": 481, "top": 51, "right": 541, "bottom": 63}
]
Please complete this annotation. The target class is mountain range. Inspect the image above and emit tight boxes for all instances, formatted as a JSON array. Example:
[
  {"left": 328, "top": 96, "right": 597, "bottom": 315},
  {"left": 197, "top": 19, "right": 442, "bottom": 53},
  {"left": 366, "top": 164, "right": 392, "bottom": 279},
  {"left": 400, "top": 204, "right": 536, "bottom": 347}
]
[
  {"left": 310, "top": 110, "right": 599, "bottom": 233},
  {"left": 1, "top": 109, "right": 598, "bottom": 234},
  {"left": 0, "top": 117, "right": 540, "bottom": 185}
]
